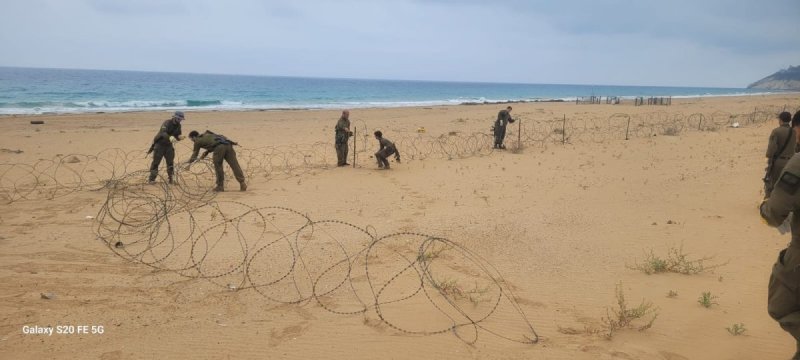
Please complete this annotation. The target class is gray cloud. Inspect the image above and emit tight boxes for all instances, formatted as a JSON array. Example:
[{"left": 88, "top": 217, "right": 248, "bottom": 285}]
[
  {"left": 0, "top": 0, "right": 797, "bottom": 87},
  {"left": 419, "top": 0, "right": 800, "bottom": 53},
  {"left": 88, "top": 0, "right": 187, "bottom": 15}
]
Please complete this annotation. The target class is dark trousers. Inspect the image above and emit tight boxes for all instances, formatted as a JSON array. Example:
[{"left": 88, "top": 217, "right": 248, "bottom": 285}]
[
  {"left": 375, "top": 148, "right": 395, "bottom": 168},
  {"left": 768, "top": 246, "right": 800, "bottom": 353},
  {"left": 149, "top": 144, "right": 175, "bottom": 182},
  {"left": 494, "top": 126, "right": 506, "bottom": 147},
  {"left": 213, "top": 144, "right": 245, "bottom": 188},
  {"left": 336, "top": 141, "right": 349, "bottom": 166}
]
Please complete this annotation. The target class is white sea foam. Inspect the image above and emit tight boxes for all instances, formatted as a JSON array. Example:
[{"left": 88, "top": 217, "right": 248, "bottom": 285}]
[{"left": 0, "top": 91, "right": 790, "bottom": 116}]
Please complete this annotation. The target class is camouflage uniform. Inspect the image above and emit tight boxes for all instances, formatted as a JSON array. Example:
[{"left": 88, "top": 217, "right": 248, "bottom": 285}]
[
  {"left": 760, "top": 154, "right": 800, "bottom": 360},
  {"left": 335, "top": 115, "right": 352, "bottom": 166},
  {"left": 494, "top": 109, "right": 512, "bottom": 149},
  {"left": 188, "top": 131, "right": 246, "bottom": 191},
  {"left": 766, "top": 123, "right": 796, "bottom": 198},
  {"left": 149, "top": 118, "right": 182, "bottom": 183},
  {"left": 375, "top": 137, "right": 399, "bottom": 169}
]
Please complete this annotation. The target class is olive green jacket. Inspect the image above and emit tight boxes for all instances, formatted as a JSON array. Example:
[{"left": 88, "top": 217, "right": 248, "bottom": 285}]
[
  {"left": 761, "top": 154, "right": 800, "bottom": 244},
  {"left": 187, "top": 133, "right": 219, "bottom": 163}
]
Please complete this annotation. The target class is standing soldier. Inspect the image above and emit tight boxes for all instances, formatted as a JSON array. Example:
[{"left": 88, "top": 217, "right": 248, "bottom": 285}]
[
  {"left": 760, "top": 153, "right": 800, "bottom": 360},
  {"left": 148, "top": 111, "right": 185, "bottom": 184},
  {"left": 335, "top": 110, "right": 353, "bottom": 166},
  {"left": 494, "top": 106, "right": 514, "bottom": 149},
  {"left": 185, "top": 130, "right": 247, "bottom": 192},
  {"left": 373, "top": 131, "right": 400, "bottom": 169},
  {"left": 765, "top": 112, "right": 796, "bottom": 198},
  {"left": 792, "top": 111, "right": 800, "bottom": 153}
]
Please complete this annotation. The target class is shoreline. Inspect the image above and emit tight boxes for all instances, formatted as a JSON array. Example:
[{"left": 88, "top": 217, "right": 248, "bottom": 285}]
[{"left": 1, "top": 92, "right": 796, "bottom": 118}]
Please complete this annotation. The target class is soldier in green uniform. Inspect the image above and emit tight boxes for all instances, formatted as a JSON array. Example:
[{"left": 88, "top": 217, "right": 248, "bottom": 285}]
[
  {"left": 373, "top": 130, "right": 400, "bottom": 169},
  {"left": 793, "top": 111, "right": 800, "bottom": 153},
  {"left": 185, "top": 130, "right": 247, "bottom": 192},
  {"left": 494, "top": 106, "right": 514, "bottom": 149},
  {"left": 335, "top": 110, "right": 353, "bottom": 166},
  {"left": 765, "top": 112, "right": 796, "bottom": 198},
  {"left": 760, "top": 153, "right": 800, "bottom": 360},
  {"left": 148, "top": 111, "right": 185, "bottom": 184}
]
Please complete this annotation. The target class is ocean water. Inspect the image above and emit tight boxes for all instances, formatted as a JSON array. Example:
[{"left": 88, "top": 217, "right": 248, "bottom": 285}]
[{"left": 0, "top": 66, "right": 780, "bottom": 115}]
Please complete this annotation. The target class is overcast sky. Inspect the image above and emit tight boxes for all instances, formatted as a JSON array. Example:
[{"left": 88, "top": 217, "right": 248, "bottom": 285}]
[{"left": 1, "top": 0, "right": 798, "bottom": 87}]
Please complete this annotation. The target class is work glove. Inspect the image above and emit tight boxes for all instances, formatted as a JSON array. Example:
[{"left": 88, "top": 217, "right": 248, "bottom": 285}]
[{"left": 169, "top": 136, "right": 178, "bottom": 143}]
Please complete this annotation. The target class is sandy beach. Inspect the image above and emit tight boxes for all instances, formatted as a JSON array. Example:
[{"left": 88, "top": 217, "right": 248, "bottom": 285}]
[{"left": 1, "top": 93, "right": 800, "bottom": 359}]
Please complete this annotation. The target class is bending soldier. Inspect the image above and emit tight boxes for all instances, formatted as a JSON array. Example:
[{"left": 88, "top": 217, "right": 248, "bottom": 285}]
[
  {"left": 760, "top": 153, "right": 800, "bottom": 360},
  {"left": 374, "top": 130, "right": 400, "bottom": 169},
  {"left": 494, "top": 106, "right": 514, "bottom": 149},
  {"left": 148, "top": 111, "right": 185, "bottom": 184},
  {"left": 765, "top": 112, "right": 796, "bottom": 198},
  {"left": 335, "top": 110, "right": 353, "bottom": 166},
  {"left": 186, "top": 130, "right": 247, "bottom": 192}
]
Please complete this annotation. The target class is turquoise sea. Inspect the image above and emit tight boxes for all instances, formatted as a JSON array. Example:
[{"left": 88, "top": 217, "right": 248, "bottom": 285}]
[{"left": 0, "top": 66, "right": 781, "bottom": 115}]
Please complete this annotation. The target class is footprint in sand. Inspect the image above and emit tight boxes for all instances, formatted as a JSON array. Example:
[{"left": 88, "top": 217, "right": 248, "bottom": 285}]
[
  {"left": 581, "top": 345, "right": 634, "bottom": 360},
  {"left": 659, "top": 351, "right": 689, "bottom": 360},
  {"left": 99, "top": 350, "right": 123, "bottom": 360},
  {"left": 269, "top": 321, "right": 311, "bottom": 347}
]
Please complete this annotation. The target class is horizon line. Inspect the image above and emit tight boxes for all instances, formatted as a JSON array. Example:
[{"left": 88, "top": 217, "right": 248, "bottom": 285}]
[{"left": 0, "top": 65, "right": 748, "bottom": 90}]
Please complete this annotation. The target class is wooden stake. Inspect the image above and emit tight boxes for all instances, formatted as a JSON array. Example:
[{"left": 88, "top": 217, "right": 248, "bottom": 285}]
[{"left": 625, "top": 117, "right": 630, "bottom": 140}]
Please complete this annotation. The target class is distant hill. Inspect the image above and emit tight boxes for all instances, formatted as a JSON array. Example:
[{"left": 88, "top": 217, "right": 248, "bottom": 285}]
[{"left": 748, "top": 65, "right": 800, "bottom": 90}]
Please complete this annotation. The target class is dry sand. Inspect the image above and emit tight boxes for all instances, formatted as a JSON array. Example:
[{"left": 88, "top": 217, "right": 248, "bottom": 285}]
[{"left": 1, "top": 94, "right": 799, "bottom": 359}]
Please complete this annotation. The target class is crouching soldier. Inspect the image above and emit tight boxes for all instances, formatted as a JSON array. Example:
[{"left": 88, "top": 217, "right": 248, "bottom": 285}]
[
  {"left": 374, "top": 131, "right": 400, "bottom": 169},
  {"left": 186, "top": 130, "right": 247, "bottom": 192}
]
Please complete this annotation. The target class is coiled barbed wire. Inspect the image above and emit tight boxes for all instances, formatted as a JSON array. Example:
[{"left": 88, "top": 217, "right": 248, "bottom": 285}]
[
  {"left": 3, "top": 104, "right": 795, "bottom": 343},
  {"left": 2, "top": 106, "right": 796, "bottom": 203},
  {"left": 94, "top": 172, "right": 539, "bottom": 344}
]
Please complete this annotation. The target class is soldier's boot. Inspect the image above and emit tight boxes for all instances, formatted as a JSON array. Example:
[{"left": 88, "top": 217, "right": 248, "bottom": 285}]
[
  {"left": 239, "top": 182, "right": 247, "bottom": 191},
  {"left": 213, "top": 186, "right": 224, "bottom": 192}
]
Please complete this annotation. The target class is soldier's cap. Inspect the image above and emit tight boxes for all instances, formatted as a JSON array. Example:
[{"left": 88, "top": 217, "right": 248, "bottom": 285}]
[{"left": 174, "top": 111, "right": 185, "bottom": 120}]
